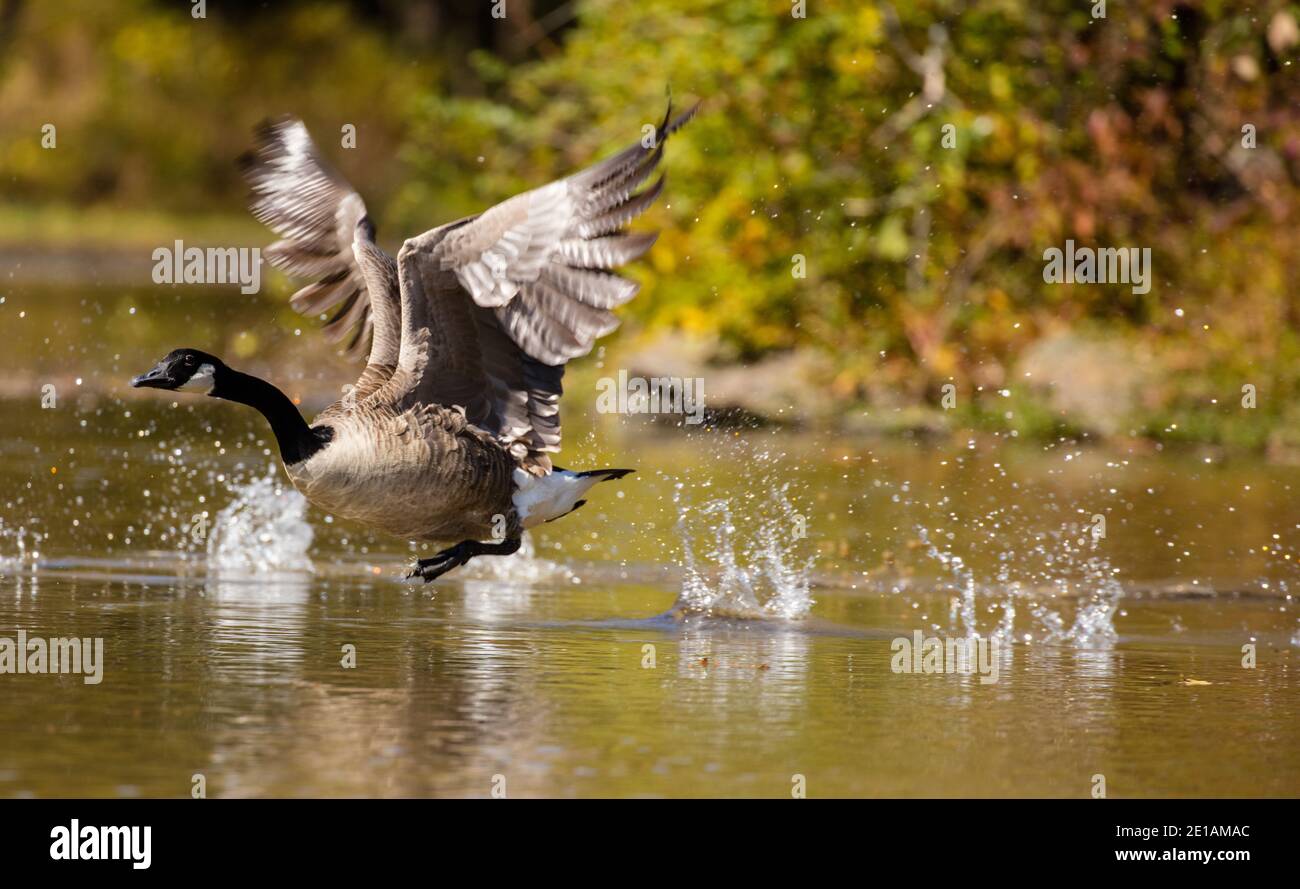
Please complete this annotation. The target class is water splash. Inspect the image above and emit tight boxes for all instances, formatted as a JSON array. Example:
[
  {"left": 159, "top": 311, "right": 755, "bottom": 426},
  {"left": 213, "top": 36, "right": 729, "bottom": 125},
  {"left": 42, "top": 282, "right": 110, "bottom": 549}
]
[
  {"left": 459, "top": 532, "right": 571, "bottom": 584},
  {"left": 206, "top": 469, "right": 313, "bottom": 575},
  {"left": 672, "top": 483, "right": 814, "bottom": 619},
  {"left": 919, "top": 522, "right": 1121, "bottom": 647},
  {"left": 0, "top": 519, "right": 42, "bottom": 574}
]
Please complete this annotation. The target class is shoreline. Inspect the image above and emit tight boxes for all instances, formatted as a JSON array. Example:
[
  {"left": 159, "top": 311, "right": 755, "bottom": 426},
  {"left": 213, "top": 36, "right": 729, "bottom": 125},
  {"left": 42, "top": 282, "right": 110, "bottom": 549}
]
[{"left": 3, "top": 221, "right": 1295, "bottom": 463}]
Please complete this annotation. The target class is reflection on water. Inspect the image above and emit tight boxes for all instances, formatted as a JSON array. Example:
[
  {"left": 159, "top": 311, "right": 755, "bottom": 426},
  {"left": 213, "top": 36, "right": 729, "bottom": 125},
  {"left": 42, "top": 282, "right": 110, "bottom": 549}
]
[
  {"left": 2, "top": 409, "right": 1300, "bottom": 797},
  {"left": 457, "top": 534, "right": 573, "bottom": 623},
  {"left": 0, "top": 565, "right": 1296, "bottom": 797},
  {"left": 2, "top": 281, "right": 1299, "bottom": 796},
  {"left": 205, "top": 573, "right": 310, "bottom": 680}
]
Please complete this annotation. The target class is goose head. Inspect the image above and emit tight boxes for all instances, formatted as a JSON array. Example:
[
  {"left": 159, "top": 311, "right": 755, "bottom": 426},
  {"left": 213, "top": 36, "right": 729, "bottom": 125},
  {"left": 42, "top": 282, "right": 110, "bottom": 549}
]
[
  {"left": 131, "top": 348, "right": 226, "bottom": 395},
  {"left": 130, "top": 349, "right": 324, "bottom": 464}
]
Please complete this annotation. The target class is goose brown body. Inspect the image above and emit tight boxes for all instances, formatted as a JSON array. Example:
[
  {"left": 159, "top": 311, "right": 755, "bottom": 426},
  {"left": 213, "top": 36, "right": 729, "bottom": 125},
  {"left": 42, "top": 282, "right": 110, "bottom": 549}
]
[{"left": 289, "top": 402, "right": 518, "bottom": 542}]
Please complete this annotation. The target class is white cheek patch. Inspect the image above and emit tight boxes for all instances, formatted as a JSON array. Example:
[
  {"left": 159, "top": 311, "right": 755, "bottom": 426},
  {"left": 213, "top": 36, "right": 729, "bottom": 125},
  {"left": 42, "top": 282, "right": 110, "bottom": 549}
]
[{"left": 178, "top": 363, "right": 216, "bottom": 393}]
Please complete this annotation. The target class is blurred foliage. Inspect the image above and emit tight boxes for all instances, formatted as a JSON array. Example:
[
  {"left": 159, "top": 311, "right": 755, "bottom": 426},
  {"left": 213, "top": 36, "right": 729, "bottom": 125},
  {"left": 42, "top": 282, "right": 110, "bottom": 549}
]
[
  {"left": 2, "top": 0, "right": 1298, "bottom": 448},
  {"left": 395, "top": 0, "right": 1300, "bottom": 449},
  {"left": 0, "top": 0, "right": 445, "bottom": 211}
]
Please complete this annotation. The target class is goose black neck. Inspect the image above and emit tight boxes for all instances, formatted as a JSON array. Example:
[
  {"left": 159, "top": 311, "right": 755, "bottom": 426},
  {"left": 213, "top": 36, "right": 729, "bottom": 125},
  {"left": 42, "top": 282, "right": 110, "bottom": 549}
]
[{"left": 215, "top": 370, "right": 329, "bottom": 464}]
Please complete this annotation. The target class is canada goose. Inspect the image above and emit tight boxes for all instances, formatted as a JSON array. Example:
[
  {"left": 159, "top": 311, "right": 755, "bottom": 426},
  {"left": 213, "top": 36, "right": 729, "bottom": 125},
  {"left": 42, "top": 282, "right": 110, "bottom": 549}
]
[{"left": 132, "top": 103, "right": 697, "bottom": 581}]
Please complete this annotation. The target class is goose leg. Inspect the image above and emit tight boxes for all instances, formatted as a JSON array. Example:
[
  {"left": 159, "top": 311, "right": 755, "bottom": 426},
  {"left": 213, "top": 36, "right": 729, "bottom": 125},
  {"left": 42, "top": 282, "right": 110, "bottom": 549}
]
[{"left": 406, "top": 537, "right": 522, "bottom": 583}]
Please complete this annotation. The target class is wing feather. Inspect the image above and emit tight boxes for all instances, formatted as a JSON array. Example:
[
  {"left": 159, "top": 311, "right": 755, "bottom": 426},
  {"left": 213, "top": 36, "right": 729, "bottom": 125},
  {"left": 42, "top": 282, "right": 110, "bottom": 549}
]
[
  {"left": 395, "top": 101, "right": 698, "bottom": 472},
  {"left": 239, "top": 117, "right": 378, "bottom": 360}
]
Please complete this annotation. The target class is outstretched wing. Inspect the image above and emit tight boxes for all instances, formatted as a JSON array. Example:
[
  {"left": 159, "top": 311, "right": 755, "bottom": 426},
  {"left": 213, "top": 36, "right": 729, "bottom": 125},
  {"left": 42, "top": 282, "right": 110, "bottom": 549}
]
[
  {"left": 396, "top": 102, "right": 698, "bottom": 473},
  {"left": 239, "top": 117, "right": 376, "bottom": 359}
]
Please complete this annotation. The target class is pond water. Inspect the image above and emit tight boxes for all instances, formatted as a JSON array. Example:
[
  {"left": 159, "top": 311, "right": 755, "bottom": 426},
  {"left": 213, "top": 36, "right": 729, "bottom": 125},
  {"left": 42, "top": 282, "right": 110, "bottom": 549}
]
[{"left": 1, "top": 281, "right": 1298, "bottom": 797}]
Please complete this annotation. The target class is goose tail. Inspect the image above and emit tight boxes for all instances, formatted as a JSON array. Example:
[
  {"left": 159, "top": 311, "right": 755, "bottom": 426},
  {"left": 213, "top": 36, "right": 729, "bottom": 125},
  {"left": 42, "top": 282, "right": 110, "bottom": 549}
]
[
  {"left": 573, "top": 468, "right": 635, "bottom": 482},
  {"left": 513, "top": 467, "right": 636, "bottom": 528}
]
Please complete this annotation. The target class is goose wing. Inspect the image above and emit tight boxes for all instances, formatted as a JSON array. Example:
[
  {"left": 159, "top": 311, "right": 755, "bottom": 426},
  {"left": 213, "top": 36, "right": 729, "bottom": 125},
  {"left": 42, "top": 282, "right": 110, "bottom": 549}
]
[
  {"left": 239, "top": 117, "right": 379, "bottom": 360},
  {"left": 395, "top": 102, "right": 698, "bottom": 474}
]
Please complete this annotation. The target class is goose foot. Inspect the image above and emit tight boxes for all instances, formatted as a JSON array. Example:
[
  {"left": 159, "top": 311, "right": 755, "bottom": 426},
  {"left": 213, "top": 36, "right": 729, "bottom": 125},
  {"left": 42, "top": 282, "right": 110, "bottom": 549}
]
[{"left": 406, "top": 537, "right": 522, "bottom": 583}]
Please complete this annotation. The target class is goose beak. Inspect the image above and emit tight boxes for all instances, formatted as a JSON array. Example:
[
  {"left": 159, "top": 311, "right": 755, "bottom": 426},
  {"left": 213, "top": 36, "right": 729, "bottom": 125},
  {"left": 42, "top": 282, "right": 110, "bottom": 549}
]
[{"left": 131, "top": 362, "right": 177, "bottom": 389}]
